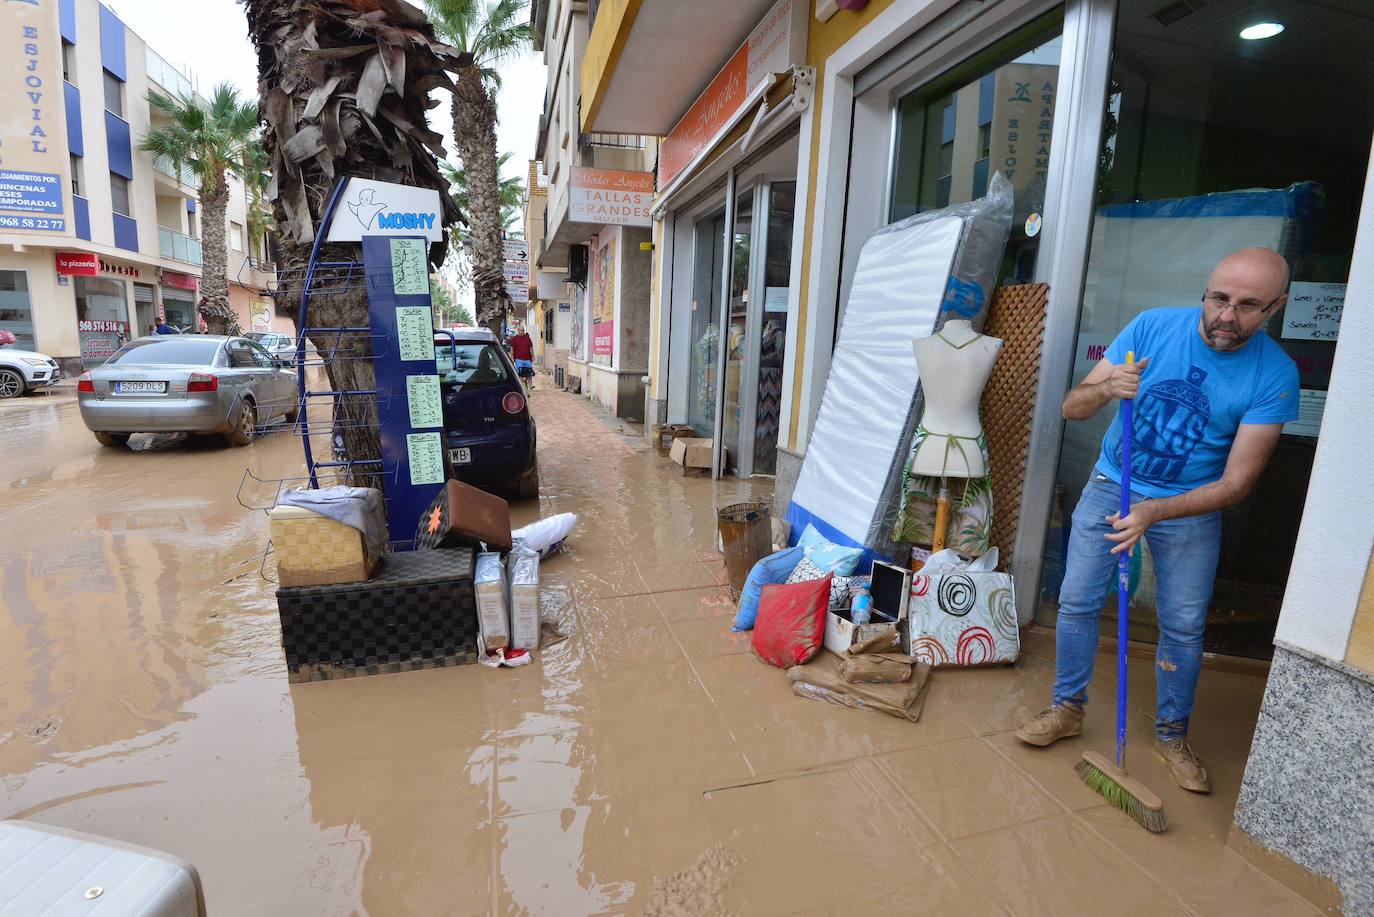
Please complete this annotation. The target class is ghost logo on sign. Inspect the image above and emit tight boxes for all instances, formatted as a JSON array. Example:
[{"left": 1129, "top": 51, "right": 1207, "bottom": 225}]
[{"left": 347, "top": 189, "right": 388, "bottom": 230}]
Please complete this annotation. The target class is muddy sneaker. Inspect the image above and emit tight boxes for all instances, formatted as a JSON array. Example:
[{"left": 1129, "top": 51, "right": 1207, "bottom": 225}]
[
  {"left": 1153, "top": 738, "right": 1211, "bottom": 793},
  {"left": 1015, "top": 705, "right": 1084, "bottom": 747}
]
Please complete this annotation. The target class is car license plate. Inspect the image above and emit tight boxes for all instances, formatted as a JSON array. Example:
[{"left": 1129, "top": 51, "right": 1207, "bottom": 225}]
[
  {"left": 114, "top": 381, "right": 167, "bottom": 394},
  {"left": 450, "top": 447, "right": 472, "bottom": 465}
]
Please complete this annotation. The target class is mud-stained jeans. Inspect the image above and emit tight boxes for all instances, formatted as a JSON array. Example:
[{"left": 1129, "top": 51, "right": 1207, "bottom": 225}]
[{"left": 1052, "top": 476, "right": 1222, "bottom": 740}]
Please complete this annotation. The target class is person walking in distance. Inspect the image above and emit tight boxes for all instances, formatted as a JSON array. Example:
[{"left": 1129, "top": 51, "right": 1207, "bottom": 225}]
[
  {"left": 509, "top": 324, "right": 535, "bottom": 393},
  {"left": 1015, "top": 247, "right": 1299, "bottom": 794}
]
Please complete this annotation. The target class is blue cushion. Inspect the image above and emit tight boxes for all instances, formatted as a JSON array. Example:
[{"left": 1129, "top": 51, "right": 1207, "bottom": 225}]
[
  {"left": 797, "top": 524, "right": 864, "bottom": 577},
  {"left": 732, "top": 546, "right": 804, "bottom": 632}
]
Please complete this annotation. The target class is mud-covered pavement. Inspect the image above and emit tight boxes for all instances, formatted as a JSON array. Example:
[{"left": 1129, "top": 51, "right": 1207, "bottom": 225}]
[{"left": 1, "top": 386, "right": 1320, "bottom": 914}]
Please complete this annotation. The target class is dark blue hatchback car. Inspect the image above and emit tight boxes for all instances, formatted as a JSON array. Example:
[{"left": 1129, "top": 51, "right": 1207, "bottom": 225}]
[{"left": 433, "top": 328, "right": 539, "bottom": 499}]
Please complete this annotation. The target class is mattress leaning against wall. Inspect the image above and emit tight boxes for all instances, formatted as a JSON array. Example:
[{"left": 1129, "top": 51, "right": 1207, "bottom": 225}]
[{"left": 787, "top": 174, "right": 1014, "bottom": 566}]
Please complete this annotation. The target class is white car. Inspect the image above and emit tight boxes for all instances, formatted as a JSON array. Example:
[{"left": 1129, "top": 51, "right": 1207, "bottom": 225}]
[{"left": 0, "top": 345, "right": 61, "bottom": 398}]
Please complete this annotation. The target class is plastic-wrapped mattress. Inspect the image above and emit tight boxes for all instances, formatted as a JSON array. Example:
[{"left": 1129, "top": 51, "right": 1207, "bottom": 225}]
[{"left": 786, "top": 174, "right": 1013, "bottom": 565}]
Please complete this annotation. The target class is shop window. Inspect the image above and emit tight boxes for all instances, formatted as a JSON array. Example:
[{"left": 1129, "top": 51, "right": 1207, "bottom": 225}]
[
  {"left": 75, "top": 276, "right": 130, "bottom": 367},
  {"left": 70, "top": 154, "right": 84, "bottom": 197},
  {"left": 0, "top": 270, "right": 36, "bottom": 351},
  {"left": 1038, "top": 0, "right": 1374, "bottom": 659},
  {"left": 687, "top": 209, "right": 727, "bottom": 437},
  {"left": 890, "top": 11, "right": 1063, "bottom": 285},
  {"left": 103, "top": 70, "right": 123, "bottom": 118},
  {"left": 110, "top": 174, "right": 131, "bottom": 216}
]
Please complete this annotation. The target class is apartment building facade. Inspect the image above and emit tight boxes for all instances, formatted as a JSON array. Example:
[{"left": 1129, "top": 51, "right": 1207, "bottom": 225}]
[
  {"left": 531, "top": 0, "right": 656, "bottom": 419},
  {"left": 0, "top": 0, "right": 281, "bottom": 374}
]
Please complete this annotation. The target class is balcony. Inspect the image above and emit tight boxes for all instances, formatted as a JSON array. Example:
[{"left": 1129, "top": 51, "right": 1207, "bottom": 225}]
[
  {"left": 146, "top": 46, "right": 193, "bottom": 100},
  {"left": 153, "top": 153, "right": 198, "bottom": 190},
  {"left": 158, "top": 226, "right": 203, "bottom": 266}
]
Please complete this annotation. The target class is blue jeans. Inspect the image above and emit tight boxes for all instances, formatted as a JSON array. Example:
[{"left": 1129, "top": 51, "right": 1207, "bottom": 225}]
[{"left": 1053, "top": 476, "right": 1221, "bottom": 740}]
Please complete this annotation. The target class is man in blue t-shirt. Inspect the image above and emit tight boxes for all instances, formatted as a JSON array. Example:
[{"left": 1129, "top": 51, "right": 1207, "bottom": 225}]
[{"left": 1016, "top": 247, "right": 1299, "bottom": 793}]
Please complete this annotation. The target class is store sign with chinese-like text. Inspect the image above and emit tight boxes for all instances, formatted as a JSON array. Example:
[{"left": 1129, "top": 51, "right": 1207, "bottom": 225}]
[
  {"left": 569, "top": 168, "right": 653, "bottom": 228},
  {"left": 658, "top": 0, "right": 804, "bottom": 187},
  {"left": 56, "top": 251, "right": 98, "bottom": 275},
  {"left": 0, "top": 0, "right": 70, "bottom": 234}
]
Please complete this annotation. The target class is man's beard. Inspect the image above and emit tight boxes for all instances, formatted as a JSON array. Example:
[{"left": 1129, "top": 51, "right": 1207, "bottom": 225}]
[{"left": 1201, "top": 315, "right": 1254, "bottom": 351}]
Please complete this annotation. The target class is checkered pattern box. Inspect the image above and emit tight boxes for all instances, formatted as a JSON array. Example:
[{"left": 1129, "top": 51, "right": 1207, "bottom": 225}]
[
  {"left": 275, "top": 548, "right": 479, "bottom": 683},
  {"left": 269, "top": 504, "right": 380, "bottom": 588}
]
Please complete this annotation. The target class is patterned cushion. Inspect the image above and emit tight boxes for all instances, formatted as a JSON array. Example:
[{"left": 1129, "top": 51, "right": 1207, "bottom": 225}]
[
  {"left": 797, "top": 525, "right": 864, "bottom": 577},
  {"left": 787, "top": 556, "right": 854, "bottom": 610}
]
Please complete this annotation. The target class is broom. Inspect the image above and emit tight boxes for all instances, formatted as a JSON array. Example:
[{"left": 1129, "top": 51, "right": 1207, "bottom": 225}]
[{"left": 1074, "top": 351, "right": 1168, "bottom": 833}]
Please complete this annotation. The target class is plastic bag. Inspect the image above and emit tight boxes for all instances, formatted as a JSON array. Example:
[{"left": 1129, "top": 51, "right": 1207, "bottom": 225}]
[
  {"left": 511, "top": 513, "right": 578, "bottom": 558},
  {"left": 919, "top": 546, "right": 999, "bottom": 575}
]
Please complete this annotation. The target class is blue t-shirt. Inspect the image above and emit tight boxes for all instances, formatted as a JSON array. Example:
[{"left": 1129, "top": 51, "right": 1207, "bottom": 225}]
[{"left": 1094, "top": 306, "right": 1298, "bottom": 498}]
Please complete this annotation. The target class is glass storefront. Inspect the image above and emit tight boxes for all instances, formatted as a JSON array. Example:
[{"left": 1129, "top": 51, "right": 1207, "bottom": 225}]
[
  {"left": 687, "top": 208, "right": 726, "bottom": 437},
  {"left": 0, "top": 270, "right": 35, "bottom": 350},
  {"left": 754, "top": 181, "right": 795, "bottom": 475},
  {"left": 865, "top": 0, "right": 1372, "bottom": 659},
  {"left": 162, "top": 289, "right": 196, "bottom": 331},
  {"left": 890, "top": 11, "right": 1063, "bottom": 285},
  {"left": 1036, "top": 0, "right": 1373, "bottom": 659},
  {"left": 75, "top": 276, "right": 129, "bottom": 366},
  {"left": 721, "top": 189, "right": 753, "bottom": 473}
]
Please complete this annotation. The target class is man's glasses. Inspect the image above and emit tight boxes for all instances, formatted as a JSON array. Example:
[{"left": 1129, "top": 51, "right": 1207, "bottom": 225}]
[{"left": 1201, "top": 292, "right": 1282, "bottom": 317}]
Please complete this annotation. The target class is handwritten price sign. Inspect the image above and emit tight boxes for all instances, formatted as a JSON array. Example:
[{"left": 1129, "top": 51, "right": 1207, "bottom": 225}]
[{"left": 1282, "top": 282, "right": 1344, "bottom": 343}]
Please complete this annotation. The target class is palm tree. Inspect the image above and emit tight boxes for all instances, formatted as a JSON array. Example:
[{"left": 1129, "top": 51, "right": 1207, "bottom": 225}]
[
  {"left": 242, "top": 0, "right": 463, "bottom": 477},
  {"left": 440, "top": 152, "right": 524, "bottom": 234},
  {"left": 139, "top": 84, "right": 259, "bottom": 335},
  {"left": 425, "top": 0, "right": 534, "bottom": 336}
]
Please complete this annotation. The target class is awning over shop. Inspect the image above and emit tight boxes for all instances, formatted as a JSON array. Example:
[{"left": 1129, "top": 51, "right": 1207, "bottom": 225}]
[
  {"left": 654, "top": 68, "right": 812, "bottom": 217},
  {"left": 580, "top": 0, "right": 780, "bottom": 135}
]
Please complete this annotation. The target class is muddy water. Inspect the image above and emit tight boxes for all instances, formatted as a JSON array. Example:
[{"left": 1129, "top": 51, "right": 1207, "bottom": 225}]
[{"left": 0, "top": 390, "right": 1303, "bottom": 915}]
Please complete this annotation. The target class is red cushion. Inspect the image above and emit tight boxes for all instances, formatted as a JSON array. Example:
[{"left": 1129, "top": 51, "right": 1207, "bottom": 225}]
[{"left": 751, "top": 574, "right": 833, "bottom": 668}]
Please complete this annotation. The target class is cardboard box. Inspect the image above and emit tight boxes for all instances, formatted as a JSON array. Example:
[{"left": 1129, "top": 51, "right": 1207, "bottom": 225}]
[
  {"left": 670, "top": 436, "right": 713, "bottom": 470},
  {"left": 823, "top": 607, "right": 899, "bottom": 656},
  {"left": 474, "top": 552, "right": 510, "bottom": 650},
  {"left": 508, "top": 549, "right": 541, "bottom": 650}
]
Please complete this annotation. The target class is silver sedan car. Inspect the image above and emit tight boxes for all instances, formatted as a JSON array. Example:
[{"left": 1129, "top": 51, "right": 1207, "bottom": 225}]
[{"left": 78, "top": 335, "right": 300, "bottom": 448}]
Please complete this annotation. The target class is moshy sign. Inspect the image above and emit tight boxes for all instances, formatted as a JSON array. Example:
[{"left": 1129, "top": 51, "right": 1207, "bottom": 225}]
[{"left": 326, "top": 178, "right": 444, "bottom": 243}]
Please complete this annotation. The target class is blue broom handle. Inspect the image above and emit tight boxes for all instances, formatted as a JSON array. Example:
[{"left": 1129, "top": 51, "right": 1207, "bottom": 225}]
[{"left": 1117, "top": 351, "right": 1135, "bottom": 770}]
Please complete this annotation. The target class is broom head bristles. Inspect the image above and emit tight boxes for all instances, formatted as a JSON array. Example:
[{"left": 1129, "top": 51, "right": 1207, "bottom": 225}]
[{"left": 1076, "top": 751, "right": 1167, "bottom": 834}]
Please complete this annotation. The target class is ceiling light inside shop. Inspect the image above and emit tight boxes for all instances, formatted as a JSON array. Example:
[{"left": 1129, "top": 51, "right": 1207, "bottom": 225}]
[{"left": 1239, "top": 22, "right": 1285, "bottom": 40}]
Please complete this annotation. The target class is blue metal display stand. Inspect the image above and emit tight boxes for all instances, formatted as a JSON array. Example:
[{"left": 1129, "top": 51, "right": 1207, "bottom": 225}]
[{"left": 361, "top": 234, "right": 446, "bottom": 547}]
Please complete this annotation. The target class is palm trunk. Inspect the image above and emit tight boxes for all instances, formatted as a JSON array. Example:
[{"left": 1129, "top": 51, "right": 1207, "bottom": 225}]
[
  {"left": 243, "top": 0, "right": 462, "bottom": 489},
  {"left": 197, "top": 171, "right": 238, "bottom": 335},
  {"left": 451, "top": 67, "right": 507, "bottom": 338}
]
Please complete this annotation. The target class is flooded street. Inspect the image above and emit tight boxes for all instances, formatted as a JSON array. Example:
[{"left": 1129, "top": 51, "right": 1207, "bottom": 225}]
[{"left": 0, "top": 387, "right": 1318, "bottom": 914}]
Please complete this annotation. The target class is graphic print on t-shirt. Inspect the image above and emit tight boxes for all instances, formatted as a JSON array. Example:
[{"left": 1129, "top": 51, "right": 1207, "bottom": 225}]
[{"left": 1117, "top": 365, "right": 1212, "bottom": 487}]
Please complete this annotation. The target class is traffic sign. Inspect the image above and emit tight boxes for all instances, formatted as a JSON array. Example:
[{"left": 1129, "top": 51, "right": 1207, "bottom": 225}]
[
  {"left": 503, "top": 262, "right": 529, "bottom": 283},
  {"left": 506, "top": 282, "right": 529, "bottom": 304},
  {"left": 503, "top": 239, "right": 529, "bottom": 262}
]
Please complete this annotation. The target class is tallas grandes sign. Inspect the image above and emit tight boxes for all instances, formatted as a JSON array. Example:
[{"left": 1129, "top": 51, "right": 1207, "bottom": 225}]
[
  {"left": 569, "top": 168, "right": 653, "bottom": 228},
  {"left": 326, "top": 177, "right": 444, "bottom": 243},
  {"left": 658, "top": 0, "right": 804, "bottom": 188},
  {"left": 0, "top": 0, "right": 70, "bottom": 235}
]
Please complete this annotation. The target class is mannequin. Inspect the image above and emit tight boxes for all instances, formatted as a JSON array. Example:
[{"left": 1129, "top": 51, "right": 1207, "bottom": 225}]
[
  {"left": 896, "top": 320, "right": 1002, "bottom": 560},
  {"left": 910, "top": 320, "right": 1003, "bottom": 478}
]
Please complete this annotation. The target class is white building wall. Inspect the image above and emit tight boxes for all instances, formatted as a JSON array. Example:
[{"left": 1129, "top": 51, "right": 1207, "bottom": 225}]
[{"left": 1274, "top": 139, "right": 1374, "bottom": 662}]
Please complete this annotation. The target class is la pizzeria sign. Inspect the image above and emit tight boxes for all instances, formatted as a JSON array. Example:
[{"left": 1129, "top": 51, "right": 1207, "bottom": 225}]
[{"left": 569, "top": 167, "right": 654, "bottom": 228}]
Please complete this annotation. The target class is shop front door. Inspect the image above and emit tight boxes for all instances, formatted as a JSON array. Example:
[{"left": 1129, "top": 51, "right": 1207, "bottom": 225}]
[{"left": 1036, "top": 0, "right": 1374, "bottom": 659}]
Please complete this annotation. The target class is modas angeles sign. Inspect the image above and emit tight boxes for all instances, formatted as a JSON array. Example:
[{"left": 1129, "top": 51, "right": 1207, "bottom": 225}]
[
  {"left": 569, "top": 168, "right": 653, "bottom": 228},
  {"left": 326, "top": 177, "right": 444, "bottom": 243}
]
